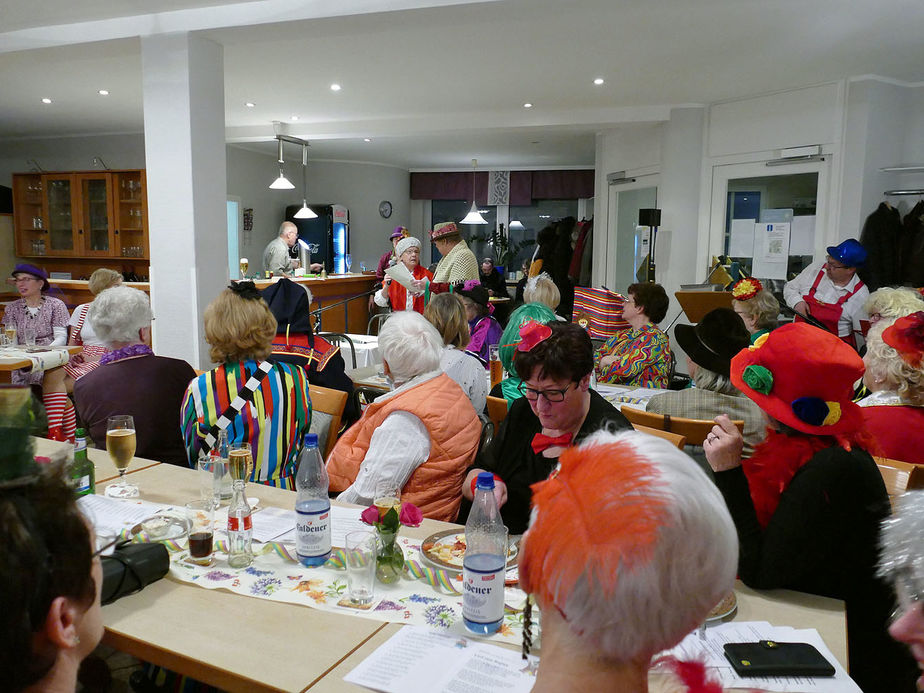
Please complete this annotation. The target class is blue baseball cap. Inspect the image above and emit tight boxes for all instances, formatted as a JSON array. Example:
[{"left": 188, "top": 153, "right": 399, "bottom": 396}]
[{"left": 826, "top": 239, "right": 866, "bottom": 268}]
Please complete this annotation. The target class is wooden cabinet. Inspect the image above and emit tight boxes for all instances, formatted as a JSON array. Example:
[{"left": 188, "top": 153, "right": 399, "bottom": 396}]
[{"left": 12, "top": 169, "right": 148, "bottom": 260}]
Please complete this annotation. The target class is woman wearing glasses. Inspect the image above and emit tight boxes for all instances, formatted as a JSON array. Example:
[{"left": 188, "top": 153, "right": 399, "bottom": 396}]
[{"left": 463, "top": 321, "right": 630, "bottom": 534}]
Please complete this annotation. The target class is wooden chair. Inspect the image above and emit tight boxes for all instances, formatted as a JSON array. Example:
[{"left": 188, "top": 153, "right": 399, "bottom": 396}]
[
  {"left": 875, "top": 458, "right": 924, "bottom": 510},
  {"left": 307, "top": 384, "right": 348, "bottom": 459},
  {"left": 632, "top": 423, "right": 686, "bottom": 450},
  {"left": 485, "top": 396, "right": 508, "bottom": 433},
  {"left": 620, "top": 406, "right": 744, "bottom": 447}
]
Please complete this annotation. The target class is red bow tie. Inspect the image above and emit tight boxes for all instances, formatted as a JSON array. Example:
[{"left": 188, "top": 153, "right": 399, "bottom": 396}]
[{"left": 531, "top": 432, "right": 574, "bottom": 454}]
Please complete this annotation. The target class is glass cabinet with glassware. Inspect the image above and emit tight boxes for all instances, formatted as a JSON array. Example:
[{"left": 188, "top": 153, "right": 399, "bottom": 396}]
[{"left": 12, "top": 169, "right": 148, "bottom": 260}]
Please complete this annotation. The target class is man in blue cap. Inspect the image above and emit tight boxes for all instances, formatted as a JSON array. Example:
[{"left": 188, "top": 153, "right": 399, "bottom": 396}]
[{"left": 783, "top": 238, "right": 869, "bottom": 348}]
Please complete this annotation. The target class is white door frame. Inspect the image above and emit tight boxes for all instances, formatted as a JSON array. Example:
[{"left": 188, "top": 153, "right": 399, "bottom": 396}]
[{"left": 604, "top": 175, "right": 659, "bottom": 290}]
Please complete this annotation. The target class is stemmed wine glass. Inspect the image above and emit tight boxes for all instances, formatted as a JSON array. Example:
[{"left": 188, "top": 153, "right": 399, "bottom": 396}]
[
  {"left": 105, "top": 415, "right": 139, "bottom": 498},
  {"left": 345, "top": 254, "right": 353, "bottom": 273}
]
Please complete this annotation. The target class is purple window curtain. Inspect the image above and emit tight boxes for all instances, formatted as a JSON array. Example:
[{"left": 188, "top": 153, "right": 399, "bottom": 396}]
[{"left": 410, "top": 169, "right": 593, "bottom": 202}]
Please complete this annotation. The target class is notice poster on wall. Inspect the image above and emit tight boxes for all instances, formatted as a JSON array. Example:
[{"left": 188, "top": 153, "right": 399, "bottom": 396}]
[{"left": 751, "top": 222, "right": 790, "bottom": 280}]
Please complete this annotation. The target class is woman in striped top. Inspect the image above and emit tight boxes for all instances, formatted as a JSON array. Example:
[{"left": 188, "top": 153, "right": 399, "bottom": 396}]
[{"left": 181, "top": 283, "right": 311, "bottom": 488}]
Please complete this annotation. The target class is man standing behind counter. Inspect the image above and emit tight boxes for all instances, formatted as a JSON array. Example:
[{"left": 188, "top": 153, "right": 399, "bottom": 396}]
[
  {"left": 783, "top": 238, "right": 869, "bottom": 348},
  {"left": 263, "top": 221, "right": 322, "bottom": 276}
]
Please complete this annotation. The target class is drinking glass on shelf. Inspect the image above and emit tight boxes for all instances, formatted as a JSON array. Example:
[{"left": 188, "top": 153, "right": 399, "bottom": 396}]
[
  {"left": 105, "top": 415, "right": 139, "bottom": 498},
  {"left": 345, "top": 254, "right": 353, "bottom": 273},
  {"left": 185, "top": 500, "right": 215, "bottom": 566},
  {"left": 373, "top": 482, "right": 401, "bottom": 517}
]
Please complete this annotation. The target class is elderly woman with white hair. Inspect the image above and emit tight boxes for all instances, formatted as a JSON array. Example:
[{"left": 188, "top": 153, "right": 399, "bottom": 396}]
[
  {"left": 863, "top": 286, "right": 924, "bottom": 328},
  {"left": 519, "top": 429, "right": 737, "bottom": 692},
  {"left": 74, "top": 286, "right": 197, "bottom": 466},
  {"left": 373, "top": 235, "right": 433, "bottom": 314},
  {"left": 327, "top": 311, "right": 481, "bottom": 521},
  {"left": 859, "top": 312, "right": 924, "bottom": 464}
]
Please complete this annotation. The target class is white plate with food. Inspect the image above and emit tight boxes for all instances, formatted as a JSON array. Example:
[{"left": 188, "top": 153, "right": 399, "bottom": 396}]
[
  {"left": 132, "top": 513, "right": 186, "bottom": 541},
  {"left": 419, "top": 530, "right": 519, "bottom": 573},
  {"left": 705, "top": 591, "right": 737, "bottom": 622}
]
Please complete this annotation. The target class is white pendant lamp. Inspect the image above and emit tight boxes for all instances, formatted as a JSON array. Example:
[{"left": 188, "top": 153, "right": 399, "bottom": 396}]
[
  {"left": 292, "top": 143, "right": 318, "bottom": 219},
  {"left": 460, "top": 158, "right": 488, "bottom": 225},
  {"left": 268, "top": 137, "right": 295, "bottom": 190}
]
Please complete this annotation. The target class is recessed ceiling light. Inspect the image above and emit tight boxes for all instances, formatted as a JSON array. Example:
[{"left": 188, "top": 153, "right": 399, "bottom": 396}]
[
  {"left": 98, "top": 89, "right": 110, "bottom": 96},
  {"left": 593, "top": 78, "right": 605, "bottom": 85},
  {"left": 245, "top": 101, "right": 255, "bottom": 108},
  {"left": 330, "top": 83, "right": 342, "bottom": 92},
  {"left": 363, "top": 138, "right": 372, "bottom": 142},
  {"left": 290, "top": 115, "right": 299, "bottom": 121},
  {"left": 523, "top": 102, "right": 533, "bottom": 108},
  {"left": 41, "top": 97, "right": 52, "bottom": 104}
]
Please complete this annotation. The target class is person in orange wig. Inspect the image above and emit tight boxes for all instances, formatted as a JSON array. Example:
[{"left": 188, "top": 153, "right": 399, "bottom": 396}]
[{"left": 519, "top": 429, "right": 738, "bottom": 692}]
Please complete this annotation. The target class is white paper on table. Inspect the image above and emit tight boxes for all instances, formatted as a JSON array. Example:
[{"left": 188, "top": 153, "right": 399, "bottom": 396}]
[
  {"left": 385, "top": 263, "right": 416, "bottom": 291},
  {"left": 660, "top": 621, "right": 860, "bottom": 693},
  {"left": 273, "top": 504, "right": 368, "bottom": 548},
  {"left": 790, "top": 215, "right": 816, "bottom": 255},
  {"left": 728, "top": 218, "right": 756, "bottom": 257},
  {"left": 245, "top": 506, "right": 297, "bottom": 543},
  {"left": 77, "top": 494, "right": 173, "bottom": 534},
  {"left": 344, "top": 625, "right": 537, "bottom": 693}
]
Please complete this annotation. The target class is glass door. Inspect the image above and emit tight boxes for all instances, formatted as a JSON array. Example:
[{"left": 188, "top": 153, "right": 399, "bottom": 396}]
[
  {"left": 603, "top": 180, "right": 659, "bottom": 294},
  {"left": 43, "top": 173, "right": 76, "bottom": 255},
  {"left": 78, "top": 173, "right": 114, "bottom": 256}
]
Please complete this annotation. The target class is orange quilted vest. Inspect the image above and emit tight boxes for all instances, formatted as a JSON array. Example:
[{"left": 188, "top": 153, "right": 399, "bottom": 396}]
[{"left": 327, "top": 373, "right": 481, "bottom": 522}]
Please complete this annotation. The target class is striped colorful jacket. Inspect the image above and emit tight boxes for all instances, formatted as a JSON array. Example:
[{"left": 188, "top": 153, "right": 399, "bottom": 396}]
[
  {"left": 594, "top": 324, "right": 671, "bottom": 389},
  {"left": 181, "top": 359, "right": 311, "bottom": 489}
]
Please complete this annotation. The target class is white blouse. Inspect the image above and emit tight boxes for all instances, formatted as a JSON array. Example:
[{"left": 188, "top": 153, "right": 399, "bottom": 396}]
[{"left": 440, "top": 345, "right": 487, "bottom": 420}]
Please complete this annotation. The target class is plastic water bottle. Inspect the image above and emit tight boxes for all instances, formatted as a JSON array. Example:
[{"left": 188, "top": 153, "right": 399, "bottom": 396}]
[
  {"left": 463, "top": 472, "right": 508, "bottom": 634},
  {"left": 295, "top": 433, "right": 331, "bottom": 566}
]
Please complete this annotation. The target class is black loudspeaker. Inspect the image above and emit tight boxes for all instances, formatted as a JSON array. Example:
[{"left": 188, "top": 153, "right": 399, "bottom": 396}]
[{"left": 638, "top": 208, "right": 661, "bottom": 227}]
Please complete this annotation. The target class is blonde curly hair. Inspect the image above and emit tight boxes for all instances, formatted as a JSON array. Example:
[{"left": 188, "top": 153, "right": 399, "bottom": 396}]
[
  {"left": 864, "top": 322, "right": 924, "bottom": 406},
  {"left": 203, "top": 288, "right": 277, "bottom": 364}
]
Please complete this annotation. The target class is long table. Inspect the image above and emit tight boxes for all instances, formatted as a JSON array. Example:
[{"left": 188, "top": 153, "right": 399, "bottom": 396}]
[
  {"left": 0, "top": 344, "right": 82, "bottom": 383},
  {"left": 34, "top": 435, "right": 160, "bottom": 483},
  {"left": 88, "top": 455, "right": 849, "bottom": 692}
]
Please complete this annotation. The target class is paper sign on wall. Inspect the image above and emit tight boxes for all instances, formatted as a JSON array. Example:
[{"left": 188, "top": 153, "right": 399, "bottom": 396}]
[{"left": 751, "top": 222, "right": 790, "bottom": 280}]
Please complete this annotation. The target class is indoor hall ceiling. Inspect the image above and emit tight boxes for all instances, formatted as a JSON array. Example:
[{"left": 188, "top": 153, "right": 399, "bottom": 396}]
[{"left": 0, "top": 0, "right": 922, "bottom": 169}]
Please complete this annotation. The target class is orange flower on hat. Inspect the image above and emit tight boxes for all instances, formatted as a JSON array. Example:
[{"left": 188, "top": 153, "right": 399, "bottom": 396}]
[
  {"left": 882, "top": 311, "right": 924, "bottom": 368},
  {"left": 732, "top": 277, "right": 762, "bottom": 301}
]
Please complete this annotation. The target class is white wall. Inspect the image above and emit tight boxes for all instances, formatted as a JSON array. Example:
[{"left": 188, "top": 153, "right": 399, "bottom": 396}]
[
  {"left": 226, "top": 145, "right": 410, "bottom": 272},
  {"left": 0, "top": 134, "right": 146, "bottom": 187}
]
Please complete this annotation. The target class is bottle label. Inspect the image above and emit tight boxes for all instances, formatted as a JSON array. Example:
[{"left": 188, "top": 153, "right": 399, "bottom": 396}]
[
  {"left": 75, "top": 475, "right": 91, "bottom": 496},
  {"left": 228, "top": 515, "right": 252, "bottom": 532},
  {"left": 462, "top": 558, "right": 506, "bottom": 624},
  {"left": 296, "top": 505, "right": 331, "bottom": 557}
]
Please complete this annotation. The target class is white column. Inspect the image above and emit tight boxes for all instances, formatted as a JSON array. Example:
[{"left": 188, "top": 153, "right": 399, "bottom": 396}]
[{"left": 141, "top": 33, "right": 228, "bottom": 369}]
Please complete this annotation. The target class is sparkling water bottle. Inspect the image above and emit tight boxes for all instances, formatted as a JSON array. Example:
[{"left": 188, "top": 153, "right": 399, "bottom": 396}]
[
  {"left": 463, "top": 472, "right": 508, "bottom": 634},
  {"left": 71, "top": 428, "right": 95, "bottom": 497},
  {"left": 295, "top": 433, "right": 331, "bottom": 567},
  {"left": 227, "top": 478, "right": 253, "bottom": 568}
]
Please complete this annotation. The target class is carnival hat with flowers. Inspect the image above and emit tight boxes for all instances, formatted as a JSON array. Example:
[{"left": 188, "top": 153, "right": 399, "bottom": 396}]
[
  {"left": 731, "top": 277, "right": 763, "bottom": 301},
  {"left": 730, "top": 322, "right": 864, "bottom": 436},
  {"left": 882, "top": 310, "right": 924, "bottom": 369},
  {"left": 390, "top": 226, "right": 408, "bottom": 240},
  {"left": 429, "top": 221, "right": 460, "bottom": 241}
]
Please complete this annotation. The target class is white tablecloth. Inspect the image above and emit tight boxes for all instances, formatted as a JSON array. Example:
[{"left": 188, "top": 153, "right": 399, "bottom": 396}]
[
  {"left": 595, "top": 383, "right": 670, "bottom": 410},
  {"left": 341, "top": 334, "right": 381, "bottom": 372}
]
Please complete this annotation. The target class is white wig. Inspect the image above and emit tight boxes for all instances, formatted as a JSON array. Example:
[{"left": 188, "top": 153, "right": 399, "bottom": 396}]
[
  {"left": 519, "top": 429, "right": 738, "bottom": 662},
  {"left": 879, "top": 490, "right": 924, "bottom": 601},
  {"left": 87, "top": 286, "right": 153, "bottom": 346},
  {"left": 378, "top": 310, "right": 442, "bottom": 384}
]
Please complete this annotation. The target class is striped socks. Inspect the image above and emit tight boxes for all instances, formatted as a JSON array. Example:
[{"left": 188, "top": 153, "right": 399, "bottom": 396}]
[{"left": 43, "top": 391, "right": 76, "bottom": 443}]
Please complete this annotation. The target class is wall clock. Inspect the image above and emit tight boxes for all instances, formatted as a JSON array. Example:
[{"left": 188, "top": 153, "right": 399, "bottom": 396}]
[{"left": 378, "top": 200, "right": 393, "bottom": 218}]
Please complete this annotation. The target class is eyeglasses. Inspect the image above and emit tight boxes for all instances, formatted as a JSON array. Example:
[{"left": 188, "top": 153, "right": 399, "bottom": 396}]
[
  {"left": 92, "top": 533, "right": 123, "bottom": 558},
  {"left": 517, "top": 381, "right": 574, "bottom": 402},
  {"left": 825, "top": 256, "right": 849, "bottom": 271},
  {"left": 13, "top": 276, "right": 40, "bottom": 283}
]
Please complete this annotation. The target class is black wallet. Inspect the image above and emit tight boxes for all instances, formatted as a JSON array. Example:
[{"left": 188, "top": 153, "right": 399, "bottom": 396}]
[{"left": 723, "top": 640, "right": 835, "bottom": 677}]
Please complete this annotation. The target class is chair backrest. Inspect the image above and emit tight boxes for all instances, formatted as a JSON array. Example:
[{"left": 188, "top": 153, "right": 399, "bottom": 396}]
[
  {"left": 317, "top": 332, "right": 357, "bottom": 369},
  {"left": 620, "top": 406, "right": 744, "bottom": 447},
  {"left": 632, "top": 423, "right": 687, "bottom": 449},
  {"left": 367, "top": 312, "right": 391, "bottom": 335},
  {"left": 307, "top": 384, "right": 349, "bottom": 459},
  {"left": 875, "top": 458, "right": 923, "bottom": 508},
  {"left": 485, "top": 396, "right": 509, "bottom": 433}
]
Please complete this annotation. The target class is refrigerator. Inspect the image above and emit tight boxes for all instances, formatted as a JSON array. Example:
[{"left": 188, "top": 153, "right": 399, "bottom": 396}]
[{"left": 285, "top": 204, "right": 349, "bottom": 274}]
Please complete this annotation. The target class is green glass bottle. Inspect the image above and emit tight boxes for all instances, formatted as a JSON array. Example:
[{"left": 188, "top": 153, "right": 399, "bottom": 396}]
[{"left": 72, "top": 427, "right": 95, "bottom": 496}]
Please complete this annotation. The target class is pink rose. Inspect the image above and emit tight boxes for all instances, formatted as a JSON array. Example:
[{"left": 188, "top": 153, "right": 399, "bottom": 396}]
[
  {"left": 360, "top": 505, "right": 381, "bottom": 525},
  {"left": 399, "top": 503, "right": 423, "bottom": 527}
]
